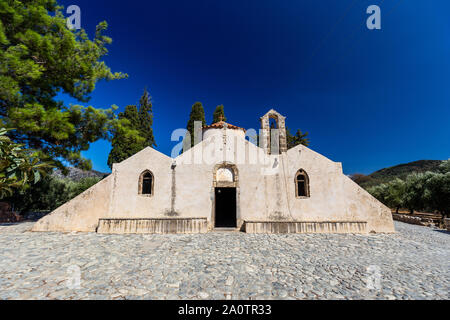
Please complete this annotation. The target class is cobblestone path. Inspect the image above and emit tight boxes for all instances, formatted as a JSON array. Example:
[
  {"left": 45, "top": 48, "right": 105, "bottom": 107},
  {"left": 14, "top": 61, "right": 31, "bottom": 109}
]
[{"left": 0, "top": 221, "right": 448, "bottom": 300}]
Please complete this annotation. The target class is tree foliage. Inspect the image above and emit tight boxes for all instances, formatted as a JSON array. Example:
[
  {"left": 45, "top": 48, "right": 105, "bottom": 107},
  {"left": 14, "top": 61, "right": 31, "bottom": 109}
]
[
  {"left": 138, "top": 88, "right": 156, "bottom": 148},
  {"left": 0, "top": 128, "right": 53, "bottom": 198},
  {"left": 367, "top": 160, "right": 450, "bottom": 218},
  {"left": 139, "top": 89, "right": 156, "bottom": 147},
  {"left": 286, "top": 127, "right": 310, "bottom": 148},
  {"left": 385, "top": 178, "right": 406, "bottom": 213},
  {"left": 212, "top": 105, "right": 226, "bottom": 123},
  {"left": 184, "top": 101, "right": 206, "bottom": 150},
  {"left": 6, "top": 175, "right": 101, "bottom": 213},
  {"left": 0, "top": 0, "right": 127, "bottom": 171},
  {"left": 107, "top": 89, "right": 156, "bottom": 167},
  {"left": 403, "top": 172, "right": 434, "bottom": 214}
]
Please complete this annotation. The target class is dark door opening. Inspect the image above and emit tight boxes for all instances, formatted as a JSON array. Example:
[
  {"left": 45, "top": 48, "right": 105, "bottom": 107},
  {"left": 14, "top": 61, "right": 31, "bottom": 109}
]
[{"left": 215, "top": 187, "right": 237, "bottom": 228}]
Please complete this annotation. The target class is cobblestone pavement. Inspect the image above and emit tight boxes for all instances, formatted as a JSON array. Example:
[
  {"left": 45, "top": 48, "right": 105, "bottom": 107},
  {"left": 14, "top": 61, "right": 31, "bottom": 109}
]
[{"left": 0, "top": 221, "right": 448, "bottom": 300}]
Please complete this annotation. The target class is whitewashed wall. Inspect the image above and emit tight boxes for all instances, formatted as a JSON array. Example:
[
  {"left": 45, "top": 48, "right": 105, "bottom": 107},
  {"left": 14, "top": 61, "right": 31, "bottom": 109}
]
[{"left": 32, "top": 127, "right": 394, "bottom": 233}]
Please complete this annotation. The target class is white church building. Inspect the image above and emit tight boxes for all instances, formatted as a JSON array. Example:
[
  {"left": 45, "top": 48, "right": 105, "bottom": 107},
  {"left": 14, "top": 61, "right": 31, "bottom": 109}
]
[{"left": 32, "top": 109, "right": 395, "bottom": 234}]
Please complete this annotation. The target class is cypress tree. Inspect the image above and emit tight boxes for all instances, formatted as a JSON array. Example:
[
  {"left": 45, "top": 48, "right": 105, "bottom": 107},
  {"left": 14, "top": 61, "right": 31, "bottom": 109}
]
[
  {"left": 138, "top": 88, "right": 156, "bottom": 148},
  {"left": 107, "top": 105, "right": 144, "bottom": 168},
  {"left": 122, "top": 105, "right": 140, "bottom": 128},
  {"left": 185, "top": 102, "right": 206, "bottom": 149},
  {"left": 212, "top": 105, "right": 227, "bottom": 123},
  {"left": 107, "top": 89, "right": 157, "bottom": 167}
]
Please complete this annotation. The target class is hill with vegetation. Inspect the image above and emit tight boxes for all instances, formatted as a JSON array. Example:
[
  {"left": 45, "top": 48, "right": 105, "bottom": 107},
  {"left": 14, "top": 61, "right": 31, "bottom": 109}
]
[
  {"left": 6, "top": 168, "right": 108, "bottom": 215},
  {"left": 352, "top": 160, "right": 444, "bottom": 188},
  {"left": 52, "top": 167, "right": 108, "bottom": 182}
]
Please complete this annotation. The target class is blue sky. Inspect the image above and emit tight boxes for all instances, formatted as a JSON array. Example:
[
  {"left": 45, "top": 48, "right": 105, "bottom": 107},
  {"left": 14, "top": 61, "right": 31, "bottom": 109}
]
[{"left": 59, "top": 0, "right": 450, "bottom": 174}]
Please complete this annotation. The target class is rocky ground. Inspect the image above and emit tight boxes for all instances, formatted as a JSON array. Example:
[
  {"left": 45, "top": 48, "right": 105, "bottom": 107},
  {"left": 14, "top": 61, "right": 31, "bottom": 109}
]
[{"left": 0, "top": 221, "right": 448, "bottom": 300}]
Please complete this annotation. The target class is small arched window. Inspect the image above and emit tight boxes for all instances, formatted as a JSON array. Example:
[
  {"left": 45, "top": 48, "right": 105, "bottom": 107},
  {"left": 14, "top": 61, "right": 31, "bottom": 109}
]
[
  {"left": 139, "top": 171, "right": 154, "bottom": 196},
  {"left": 295, "top": 169, "right": 310, "bottom": 198}
]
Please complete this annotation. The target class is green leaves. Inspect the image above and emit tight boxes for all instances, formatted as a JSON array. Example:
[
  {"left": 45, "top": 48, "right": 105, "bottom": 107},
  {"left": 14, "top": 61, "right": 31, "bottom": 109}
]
[
  {"left": 286, "top": 127, "right": 310, "bottom": 148},
  {"left": 107, "top": 89, "right": 156, "bottom": 168},
  {"left": 0, "top": 0, "right": 127, "bottom": 170},
  {"left": 6, "top": 175, "right": 102, "bottom": 213},
  {"left": 138, "top": 88, "right": 156, "bottom": 148},
  {"left": 0, "top": 128, "right": 53, "bottom": 199},
  {"left": 367, "top": 161, "right": 450, "bottom": 218},
  {"left": 212, "top": 105, "right": 226, "bottom": 123},
  {"left": 185, "top": 102, "right": 206, "bottom": 150}
]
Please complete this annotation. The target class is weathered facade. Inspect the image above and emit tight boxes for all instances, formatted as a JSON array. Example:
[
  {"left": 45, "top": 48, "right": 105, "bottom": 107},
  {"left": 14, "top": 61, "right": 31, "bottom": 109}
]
[{"left": 32, "top": 109, "right": 395, "bottom": 234}]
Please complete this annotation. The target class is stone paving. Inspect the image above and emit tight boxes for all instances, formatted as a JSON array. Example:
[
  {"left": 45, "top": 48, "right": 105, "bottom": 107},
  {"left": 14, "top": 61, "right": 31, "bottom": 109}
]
[{"left": 0, "top": 221, "right": 448, "bottom": 300}]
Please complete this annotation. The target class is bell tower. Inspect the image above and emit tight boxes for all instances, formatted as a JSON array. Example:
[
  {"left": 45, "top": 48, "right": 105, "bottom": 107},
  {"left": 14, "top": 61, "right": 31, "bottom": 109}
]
[{"left": 260, "top": 109, "right": 287, "bottom": 154}]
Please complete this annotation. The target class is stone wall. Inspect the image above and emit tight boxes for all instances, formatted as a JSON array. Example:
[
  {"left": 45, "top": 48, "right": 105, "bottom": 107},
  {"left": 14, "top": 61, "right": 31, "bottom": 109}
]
[
  {"left": 392, "top": 213, "right": 442, "bottom": 228},
  {"left": 445, "top": 218, "right": 450, "bottom": 231}
]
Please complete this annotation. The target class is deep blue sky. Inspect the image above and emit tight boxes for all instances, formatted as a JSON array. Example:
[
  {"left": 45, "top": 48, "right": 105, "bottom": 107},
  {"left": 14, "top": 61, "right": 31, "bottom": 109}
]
[{"left": 59, "top": 0, "right": 450, "bottom": 174}]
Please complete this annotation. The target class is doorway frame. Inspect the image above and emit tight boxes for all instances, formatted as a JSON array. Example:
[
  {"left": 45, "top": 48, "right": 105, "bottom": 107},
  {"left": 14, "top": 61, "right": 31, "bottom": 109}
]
[
  {"left": 214, "top": 187, "right": 237, "bottom": 228},
  {"left": 211, "top": 162, "right": 241, "bottom": 230}
]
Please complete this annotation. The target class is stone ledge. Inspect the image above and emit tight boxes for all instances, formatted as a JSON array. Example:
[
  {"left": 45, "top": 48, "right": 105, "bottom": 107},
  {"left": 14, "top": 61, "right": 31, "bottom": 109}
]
[
  {"left": 244, "top": 221, "right": 367, "bottom": 234},
  {"left": 97, "top": 218, "right": 208, "bottom": 234},
  {"left": 445, "top": 218, "right": 450, "bottom": 231}
]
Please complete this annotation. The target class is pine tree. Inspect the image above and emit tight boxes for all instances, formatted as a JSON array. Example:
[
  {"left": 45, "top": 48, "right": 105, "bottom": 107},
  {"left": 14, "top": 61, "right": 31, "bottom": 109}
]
[
  {"left": 185, "top": 102, "right": 206, "bottom": 149},
  {"left": 286, "top": 127, "right": 310, "bottom": 148},
  {"left": 138, "top": 88, "right": 156, "bottom": 148},
  {"left": 0, "top": 1, "right": 127, "bottom": 171},
  {"left": 212, "top": 105, "right": 227, "bottom": 123}
]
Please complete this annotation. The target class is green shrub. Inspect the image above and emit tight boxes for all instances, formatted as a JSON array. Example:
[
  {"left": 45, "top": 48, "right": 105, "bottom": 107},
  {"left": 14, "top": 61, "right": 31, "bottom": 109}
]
[
  {"left": 367, "top": 160, "right": 450, "bottom": 217},
  {"left": 7, "top": 175, "right": 102, "bottom": 214}
]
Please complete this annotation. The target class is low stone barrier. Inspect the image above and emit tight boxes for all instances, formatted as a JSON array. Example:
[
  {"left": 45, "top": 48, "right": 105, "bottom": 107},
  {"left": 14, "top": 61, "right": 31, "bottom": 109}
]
[
  {"left": 445, "top": 218, "right": 450, "bottom": 231},
  {"left": 97, "top": 218, "right": 208, "bottom": 234},
  {"left": 244, "top": 221, "right": 367, "bottom": 234},
  {"left": 392, "top": 213, "right": 439, "bottom": 227}
]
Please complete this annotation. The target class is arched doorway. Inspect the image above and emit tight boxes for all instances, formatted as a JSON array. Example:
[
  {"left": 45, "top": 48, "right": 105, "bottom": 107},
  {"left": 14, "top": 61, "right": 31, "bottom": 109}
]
[{"left": 213, "top": 164, "right": 238, "bottom": 228}]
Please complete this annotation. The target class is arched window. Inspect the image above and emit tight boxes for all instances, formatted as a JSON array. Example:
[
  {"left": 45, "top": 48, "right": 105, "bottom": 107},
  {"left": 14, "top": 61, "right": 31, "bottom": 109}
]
[
  {"left": 295, "top": 169, "right": 310, "bottom": 198},
  {"left": 139, "top": 171, "right": 154, "bottom": 196}
]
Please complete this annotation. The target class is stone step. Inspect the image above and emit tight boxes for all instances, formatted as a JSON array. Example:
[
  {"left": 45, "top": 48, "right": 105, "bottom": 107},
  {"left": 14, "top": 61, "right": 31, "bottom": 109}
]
[
  {"left": 97, "top": 218, "right": 208, "bottom": 234},
  {"left": 244, "top": 221, "right": 367, "bottom": 234},
  {"left": 213, "top": 227, "right": 240, "bottom": 232}
]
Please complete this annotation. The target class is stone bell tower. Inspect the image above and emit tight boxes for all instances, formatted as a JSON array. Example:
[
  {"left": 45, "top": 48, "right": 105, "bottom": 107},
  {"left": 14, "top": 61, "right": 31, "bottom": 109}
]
[{"left": 260, "top": 109, "right": 287, "bottom": 154}]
